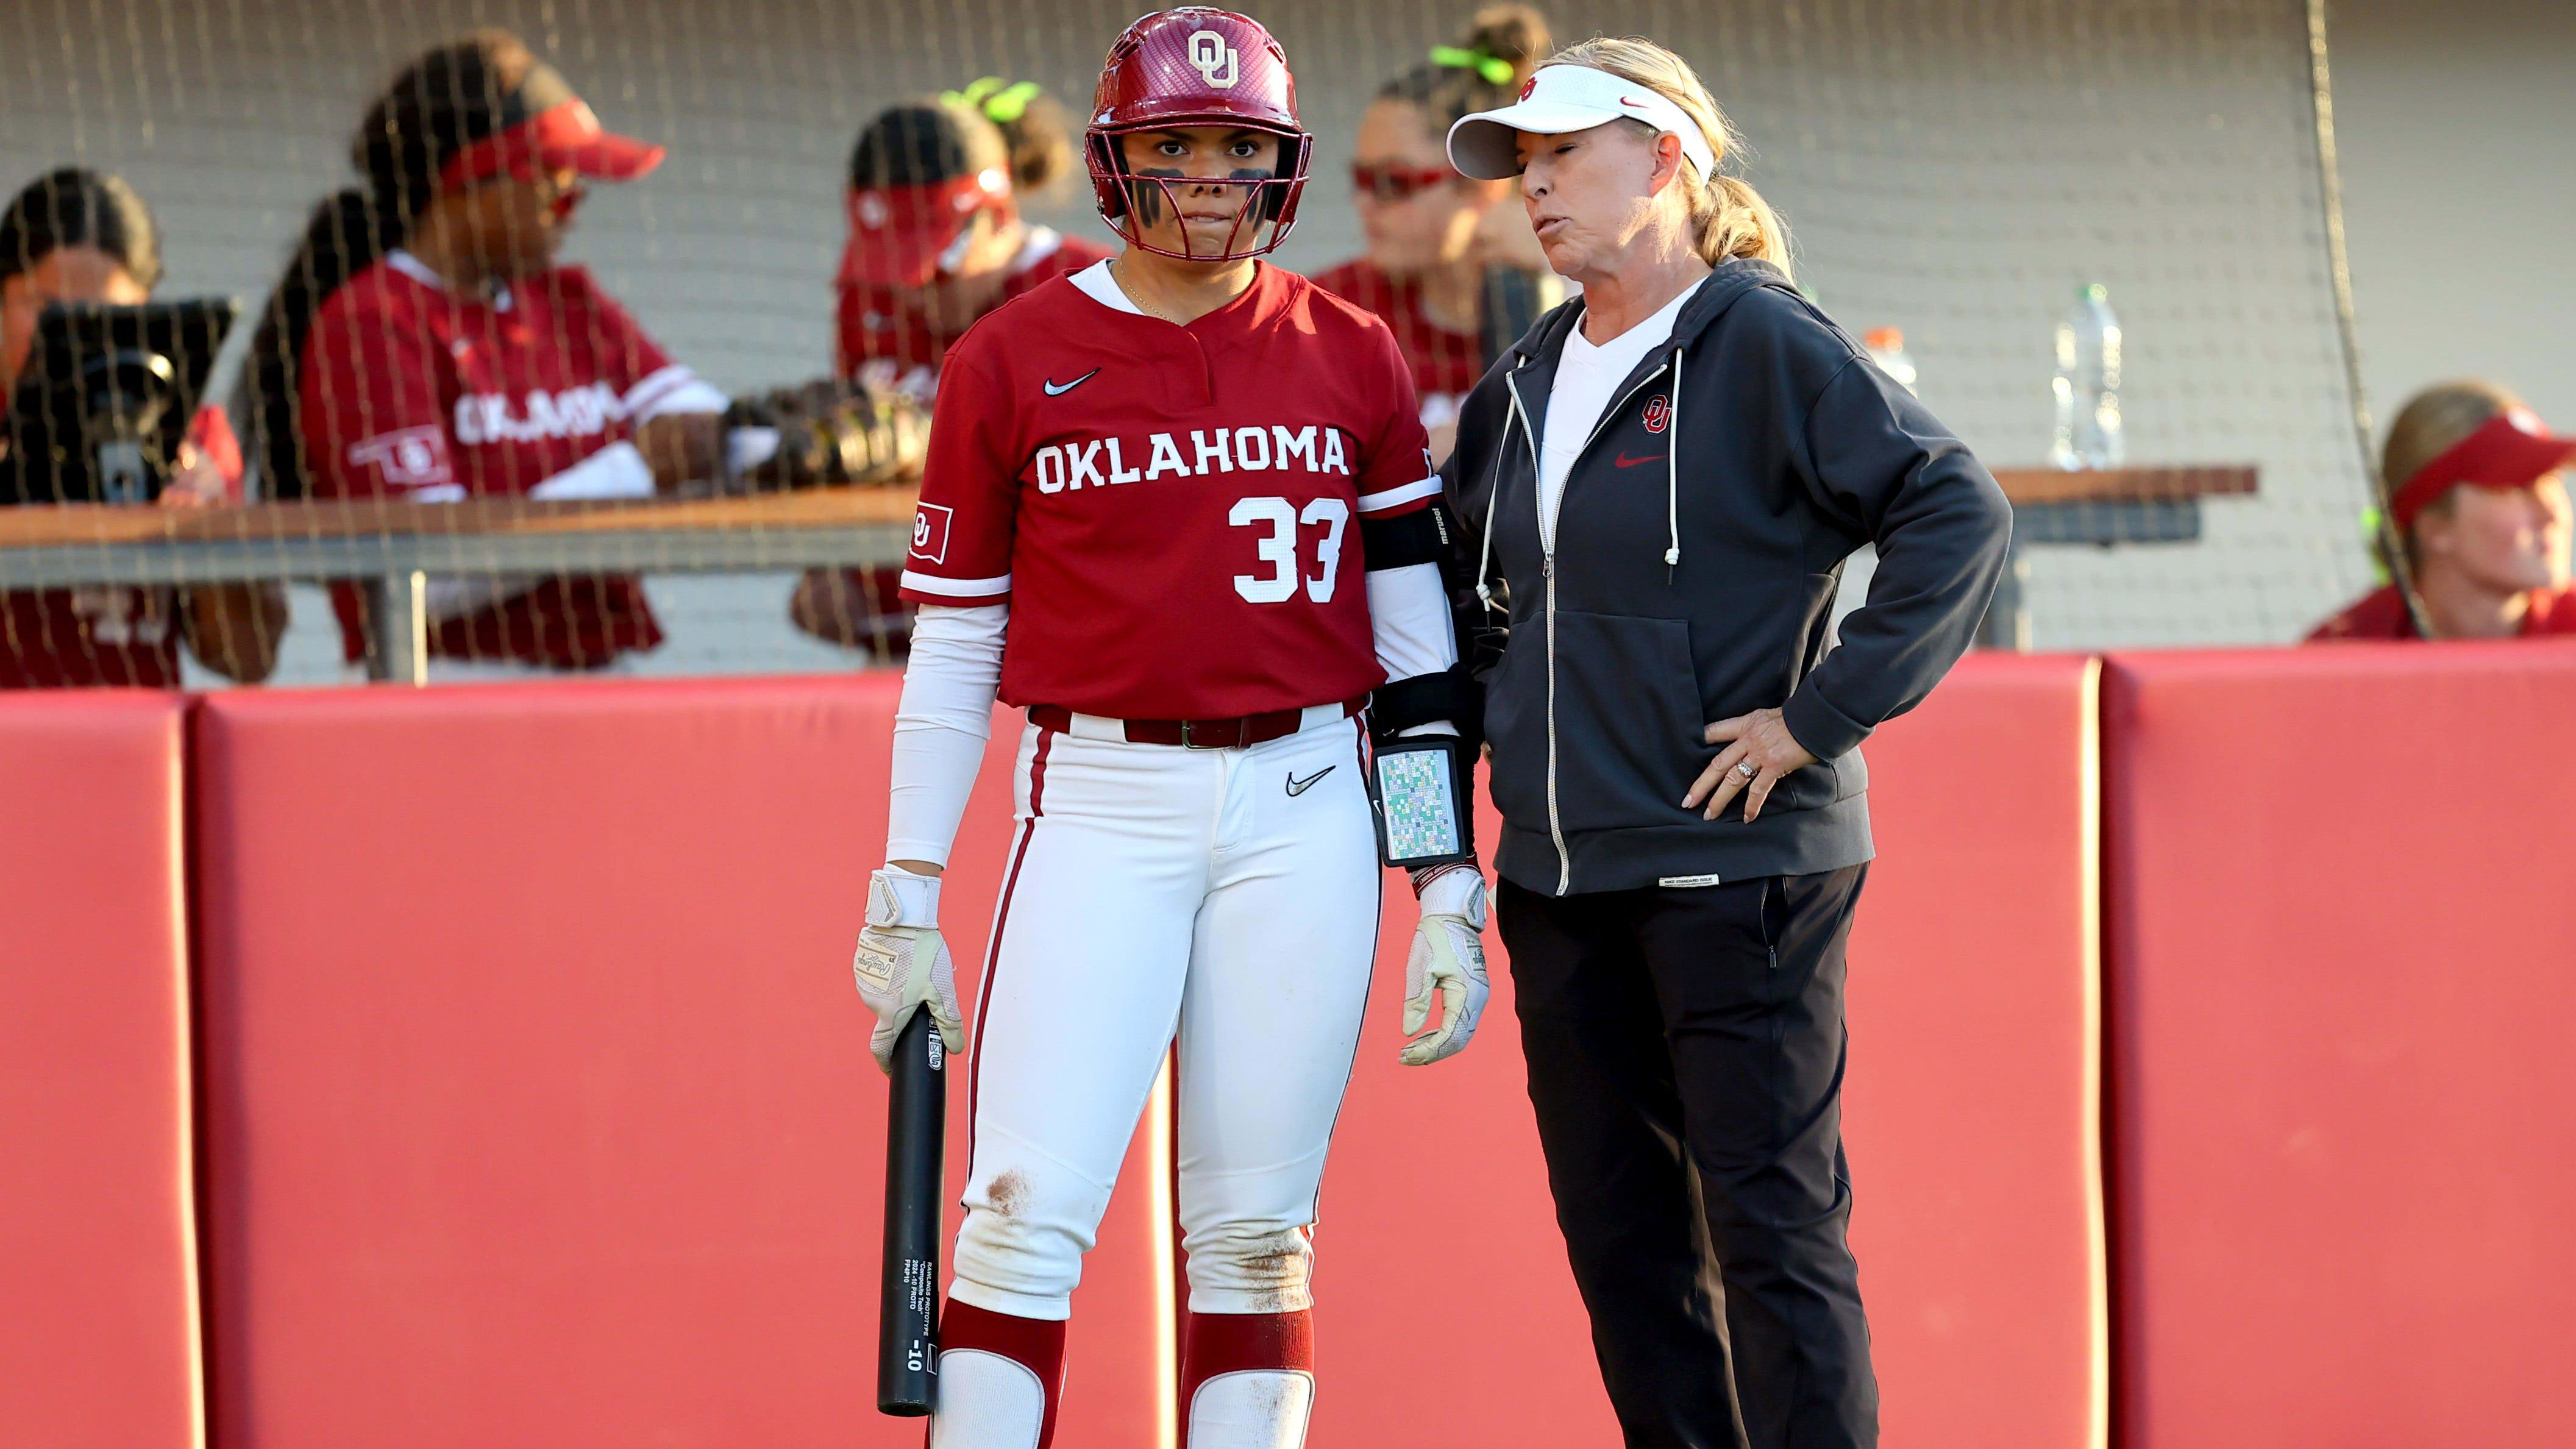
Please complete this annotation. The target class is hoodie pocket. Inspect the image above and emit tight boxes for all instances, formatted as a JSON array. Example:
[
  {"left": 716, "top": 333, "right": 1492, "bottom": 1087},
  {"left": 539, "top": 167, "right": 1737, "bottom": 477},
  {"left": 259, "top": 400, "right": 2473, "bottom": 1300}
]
[{"left": 1542, "top": 610, "right": 1718, "bottom": 835}]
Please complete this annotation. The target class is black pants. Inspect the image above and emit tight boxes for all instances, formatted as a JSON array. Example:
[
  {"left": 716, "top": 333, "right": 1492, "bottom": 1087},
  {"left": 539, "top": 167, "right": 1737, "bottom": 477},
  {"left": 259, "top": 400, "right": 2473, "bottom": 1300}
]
[{"left": 1499, "top": 866, "right": 1877, "bottom": 1449}]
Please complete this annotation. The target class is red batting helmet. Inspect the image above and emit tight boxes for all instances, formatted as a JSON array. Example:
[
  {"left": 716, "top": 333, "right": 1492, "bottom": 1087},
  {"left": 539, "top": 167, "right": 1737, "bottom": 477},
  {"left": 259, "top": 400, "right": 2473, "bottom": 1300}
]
[{"left": 1084, "top": 7, "right": 1312, "bottom": 262}]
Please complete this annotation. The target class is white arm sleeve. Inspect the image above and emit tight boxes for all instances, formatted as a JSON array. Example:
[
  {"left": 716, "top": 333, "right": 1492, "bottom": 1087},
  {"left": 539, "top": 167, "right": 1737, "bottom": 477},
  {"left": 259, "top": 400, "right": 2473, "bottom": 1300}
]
[
  {"left": 1367, "top": 561, "right": 1459, "bottom": 737},
  {"left": 525, "top": 439, "right": 656, "bottom": 500},
  {"left": 886, "top": 602, "right": 1008, "bottom": 867}
]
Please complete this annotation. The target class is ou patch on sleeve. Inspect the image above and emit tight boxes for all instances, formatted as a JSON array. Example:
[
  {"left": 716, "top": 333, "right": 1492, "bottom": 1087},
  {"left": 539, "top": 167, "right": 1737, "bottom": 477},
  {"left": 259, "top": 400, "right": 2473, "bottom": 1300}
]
[{"left": 346, "top": 425, "right": 458, "bottom": 497}]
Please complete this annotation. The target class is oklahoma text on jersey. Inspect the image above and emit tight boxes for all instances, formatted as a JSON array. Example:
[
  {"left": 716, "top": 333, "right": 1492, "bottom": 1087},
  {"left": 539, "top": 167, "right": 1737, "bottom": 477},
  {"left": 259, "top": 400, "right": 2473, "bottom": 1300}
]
[
  {"left": 1028, "top": 423, "right": 1354, "bottom": 493},
  {"left": 452, "top": 380, "right": 628, "bottom": 447}
]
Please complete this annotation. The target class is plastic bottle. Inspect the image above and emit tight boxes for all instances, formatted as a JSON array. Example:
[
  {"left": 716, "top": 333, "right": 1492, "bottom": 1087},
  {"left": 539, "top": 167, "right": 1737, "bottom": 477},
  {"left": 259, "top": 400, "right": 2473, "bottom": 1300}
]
[
  {"left": 1864, "top": 327, "right": 1918, "bottom": 394},
  {"left": 2050, "top": 283, "right": 2124, "bottom": 470}
]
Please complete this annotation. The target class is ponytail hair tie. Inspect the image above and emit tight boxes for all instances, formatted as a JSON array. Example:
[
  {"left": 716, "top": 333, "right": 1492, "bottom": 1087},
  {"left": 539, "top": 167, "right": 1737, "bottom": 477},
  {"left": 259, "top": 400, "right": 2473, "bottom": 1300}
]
[
  {"left": 941, "top": 76, "right": 1041, "bottom": 124},
  {"left": 1427, "top": 45, "right": 1515, "bottom": 86}
]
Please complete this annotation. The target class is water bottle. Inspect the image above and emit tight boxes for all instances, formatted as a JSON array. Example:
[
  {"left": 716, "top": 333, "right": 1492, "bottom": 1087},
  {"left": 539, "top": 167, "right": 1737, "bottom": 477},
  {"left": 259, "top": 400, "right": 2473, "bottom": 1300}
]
[
  {"left": 2050, "top": 283, "right": 2124, "bottom": 470},
  {"left": 1864, "top": 327, "right": 1918, "bottom": 395}
]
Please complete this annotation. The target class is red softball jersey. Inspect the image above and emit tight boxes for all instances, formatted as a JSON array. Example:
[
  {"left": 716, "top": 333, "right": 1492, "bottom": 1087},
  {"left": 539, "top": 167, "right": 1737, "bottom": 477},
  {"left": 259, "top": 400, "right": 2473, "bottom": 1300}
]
[
  {"left": 300, "top": 251, "right": 724, "bottom": 668},
  {"left": 1, "top": 404, "right": 241, "bottom": 689},
  {"left": 835, "top": 227, "right": 1112, "bottom": 403},
  {"left": 1309, "top": 258, "right": 1485, "bottom": 434},
  {"left": 2308, "top": 582, "right": 2576, "bottom": 640},
  {"left": 898, "top": 260, "right": 1438, "bottom": 720}
]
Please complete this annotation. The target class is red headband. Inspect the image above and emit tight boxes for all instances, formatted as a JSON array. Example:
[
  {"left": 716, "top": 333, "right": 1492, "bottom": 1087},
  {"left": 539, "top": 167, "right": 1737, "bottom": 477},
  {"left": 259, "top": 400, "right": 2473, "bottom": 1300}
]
[
  {"left": 2388, "top": 406, "right": 2576, "bottom": 534},
  {"left": 436, "top": 99, "right": 665, "bottom": 194}
]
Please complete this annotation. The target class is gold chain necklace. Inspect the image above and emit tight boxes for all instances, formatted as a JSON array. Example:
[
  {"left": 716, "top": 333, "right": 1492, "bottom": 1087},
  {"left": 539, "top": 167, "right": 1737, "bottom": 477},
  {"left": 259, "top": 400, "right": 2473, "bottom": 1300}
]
[{"left": 1111, "top": 254, "right": 1182, "bottom": 324}]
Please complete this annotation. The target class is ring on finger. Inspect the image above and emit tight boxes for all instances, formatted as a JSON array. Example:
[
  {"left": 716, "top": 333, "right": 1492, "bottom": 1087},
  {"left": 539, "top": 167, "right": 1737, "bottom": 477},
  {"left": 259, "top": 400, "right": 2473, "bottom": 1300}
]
[{"left": 1735, "top": 760, "right": 1759, "bottom": 780}]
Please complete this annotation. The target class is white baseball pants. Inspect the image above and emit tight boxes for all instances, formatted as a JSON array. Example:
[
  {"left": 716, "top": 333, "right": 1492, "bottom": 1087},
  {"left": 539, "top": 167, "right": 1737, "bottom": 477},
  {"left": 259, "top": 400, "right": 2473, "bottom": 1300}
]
[{"left": 952, "top": 705, "right": 1382, "bottom": 1322}]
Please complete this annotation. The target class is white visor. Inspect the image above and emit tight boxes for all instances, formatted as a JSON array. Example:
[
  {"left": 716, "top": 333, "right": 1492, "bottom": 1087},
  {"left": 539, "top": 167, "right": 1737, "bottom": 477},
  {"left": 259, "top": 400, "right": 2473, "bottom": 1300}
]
[{"left": 1446, "top": 63, "right": 1720, "bottom": 183}]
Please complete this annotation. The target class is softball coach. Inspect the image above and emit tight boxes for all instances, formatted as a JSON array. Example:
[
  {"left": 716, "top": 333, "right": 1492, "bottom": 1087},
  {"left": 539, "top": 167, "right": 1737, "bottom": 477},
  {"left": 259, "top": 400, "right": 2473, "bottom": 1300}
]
[{"left": 1440, "top": 37, "right": 2012, "bottom": 1449}]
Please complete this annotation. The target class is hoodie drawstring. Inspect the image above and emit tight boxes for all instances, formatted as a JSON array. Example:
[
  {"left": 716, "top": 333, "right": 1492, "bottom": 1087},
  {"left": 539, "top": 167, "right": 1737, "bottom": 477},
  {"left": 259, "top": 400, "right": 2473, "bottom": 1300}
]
[
  {"left": 1664, "top": 344, "right": 1684, "bottom": 572},
  {"left": 1474, "top": 383, "right": 1522, "bottom": 612}
]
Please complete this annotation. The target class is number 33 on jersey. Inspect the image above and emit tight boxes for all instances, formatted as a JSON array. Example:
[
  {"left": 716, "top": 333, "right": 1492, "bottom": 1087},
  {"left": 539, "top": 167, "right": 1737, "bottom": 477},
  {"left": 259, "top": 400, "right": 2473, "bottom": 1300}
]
[{"left": 898, "top": 260, "right": 1439, "bottom": 722}]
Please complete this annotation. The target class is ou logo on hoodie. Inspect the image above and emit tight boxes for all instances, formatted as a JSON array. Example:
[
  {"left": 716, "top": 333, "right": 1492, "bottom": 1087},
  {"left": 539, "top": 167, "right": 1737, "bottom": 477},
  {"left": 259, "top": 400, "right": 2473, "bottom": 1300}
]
[{"left": 1642, "top": 395, "right": 1672, "bottom": 434}]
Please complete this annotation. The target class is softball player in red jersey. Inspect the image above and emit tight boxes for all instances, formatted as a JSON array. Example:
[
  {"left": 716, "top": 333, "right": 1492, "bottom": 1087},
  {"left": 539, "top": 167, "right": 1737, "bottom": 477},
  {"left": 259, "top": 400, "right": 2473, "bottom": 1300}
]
[
  {"left": 252, "top": 32, "right": 725, "bottom": 672},
  {"left": 848, "top": 10, "right": 1491, "bottom": 1448}
]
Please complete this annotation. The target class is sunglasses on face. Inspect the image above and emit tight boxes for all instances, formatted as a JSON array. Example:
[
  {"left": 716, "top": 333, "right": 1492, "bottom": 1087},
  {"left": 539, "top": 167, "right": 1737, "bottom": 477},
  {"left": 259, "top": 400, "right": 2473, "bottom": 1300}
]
[{"left": 1350, "top": 162, "right": 1456, "bottom": 203}]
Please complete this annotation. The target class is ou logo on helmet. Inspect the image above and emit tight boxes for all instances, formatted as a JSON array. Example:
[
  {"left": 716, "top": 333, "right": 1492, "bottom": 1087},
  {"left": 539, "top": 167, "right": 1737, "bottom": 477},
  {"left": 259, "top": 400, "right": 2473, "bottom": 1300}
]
[{"left": 1186, "top": 29, "right": 1239, "bottom": 88}]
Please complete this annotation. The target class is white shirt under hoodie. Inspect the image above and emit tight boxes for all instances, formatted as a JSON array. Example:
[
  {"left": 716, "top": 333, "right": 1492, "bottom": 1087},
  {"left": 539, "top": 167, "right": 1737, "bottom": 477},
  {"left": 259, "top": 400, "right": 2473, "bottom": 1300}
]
[{"left": 1535, "top": 277, "right": 1704, "bottom": 548}]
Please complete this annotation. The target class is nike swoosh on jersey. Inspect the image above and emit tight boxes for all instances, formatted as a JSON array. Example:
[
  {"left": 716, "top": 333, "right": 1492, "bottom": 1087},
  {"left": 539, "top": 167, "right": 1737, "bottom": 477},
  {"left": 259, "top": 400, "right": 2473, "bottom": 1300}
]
[
  {"left": 1614, "top": 452, "right": 1667, "bottom": 468},
  {"left": 1285, "top": 765, "right": 1337, "bottom": 796},
  {"left": 1042, "top": 369, "right": 1101, "bottom": 396}
]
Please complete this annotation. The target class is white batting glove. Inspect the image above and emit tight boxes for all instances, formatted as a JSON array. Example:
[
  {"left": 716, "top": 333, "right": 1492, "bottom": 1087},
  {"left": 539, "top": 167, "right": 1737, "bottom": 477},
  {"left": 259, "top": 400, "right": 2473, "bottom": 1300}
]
[
  {"left": 852, "top": 865, "right": 966, "bottom": 1074},
  {"left": 1401, "top": 866, "right": 1490, "bottom": 1066}
]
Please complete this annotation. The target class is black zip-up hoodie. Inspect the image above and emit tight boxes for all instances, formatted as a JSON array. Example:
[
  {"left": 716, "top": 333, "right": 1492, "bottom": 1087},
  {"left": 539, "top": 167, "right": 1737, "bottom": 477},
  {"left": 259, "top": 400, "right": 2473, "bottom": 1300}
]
[{"left": 1443, "top": 258, "right": 2011, "bottom": 896}]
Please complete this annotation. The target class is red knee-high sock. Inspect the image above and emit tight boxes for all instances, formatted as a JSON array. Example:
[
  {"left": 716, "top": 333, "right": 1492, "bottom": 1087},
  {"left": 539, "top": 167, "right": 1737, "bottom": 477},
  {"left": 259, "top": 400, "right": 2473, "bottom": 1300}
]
[
  {"left": 939, "top": 1300, "right": 1069, "bottom": 1448},
  {"left": 1180, "top": 1310, "right": 1314, "bottom": 1447}
]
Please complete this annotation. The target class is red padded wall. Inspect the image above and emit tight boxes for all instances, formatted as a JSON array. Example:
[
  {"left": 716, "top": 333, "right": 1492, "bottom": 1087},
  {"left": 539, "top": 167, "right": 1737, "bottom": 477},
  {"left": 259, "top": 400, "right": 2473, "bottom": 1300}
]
[
  {"left": 2104, "top": 643, "right": 2576, "bottom": 1447},
  {"left": 1843, "top": 653, "right": 2104, "bottom": 1449},
  {"left": 1316, "top": 653, "right": 2105, "bottom": 1448},
  {"left": 191, "top": 680, "right": 1165, "bottom": 1449},
  {"left": 0, "top": 692, "right": 199, "bottom": 1449}
]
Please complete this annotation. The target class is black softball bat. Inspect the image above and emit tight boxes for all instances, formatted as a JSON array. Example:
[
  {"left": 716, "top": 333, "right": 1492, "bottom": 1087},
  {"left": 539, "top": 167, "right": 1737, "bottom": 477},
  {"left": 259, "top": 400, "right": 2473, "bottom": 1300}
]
[{"left": 878, "top": 1009, "right": 946, "bottom": 1415}]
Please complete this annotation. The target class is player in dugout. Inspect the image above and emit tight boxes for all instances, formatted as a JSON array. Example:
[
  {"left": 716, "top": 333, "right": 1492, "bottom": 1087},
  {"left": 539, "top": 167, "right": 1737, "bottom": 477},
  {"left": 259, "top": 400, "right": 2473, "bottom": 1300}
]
[
  {"left": 790, "top": 81, "right": 1112, "bottom": 654},
  {"left": 0, "top": 168, "right": 285, "bottom": 688},
  {"left": 2310, "top": 380, "right": 2575, "bottom": 641},
  {"left": 1311, "top": 4, "right": 1562, "bottom": 463},
  {"left": 242, "top": 29, "right": 728, "bottom": 677},
  {"left": 845, "top": 9, "right": 1487, "bottom": 1447}
]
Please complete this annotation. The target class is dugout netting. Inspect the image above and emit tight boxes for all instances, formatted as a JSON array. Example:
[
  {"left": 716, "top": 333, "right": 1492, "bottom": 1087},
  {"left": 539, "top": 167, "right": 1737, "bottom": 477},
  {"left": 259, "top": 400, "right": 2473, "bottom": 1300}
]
[{"left": 2, "top": 0, "right": 2382, "bottom": 685}]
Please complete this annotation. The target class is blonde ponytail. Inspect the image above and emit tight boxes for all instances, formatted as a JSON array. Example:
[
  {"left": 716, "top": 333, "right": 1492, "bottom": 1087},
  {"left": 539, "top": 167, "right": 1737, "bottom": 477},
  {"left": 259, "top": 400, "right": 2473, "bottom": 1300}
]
[{"left": 1544, "top": 37, "right": 1790, "bottom": 276}]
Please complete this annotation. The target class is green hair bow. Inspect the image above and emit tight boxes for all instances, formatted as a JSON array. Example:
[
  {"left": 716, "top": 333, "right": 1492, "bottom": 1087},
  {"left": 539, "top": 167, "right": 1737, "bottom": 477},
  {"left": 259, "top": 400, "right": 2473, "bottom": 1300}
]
[
  {"left": 1428, "top": 45, "right": 1515, "bottom": 86},
  {"left": 942, "top": 77, "right": 1042, "bottom": 124}
]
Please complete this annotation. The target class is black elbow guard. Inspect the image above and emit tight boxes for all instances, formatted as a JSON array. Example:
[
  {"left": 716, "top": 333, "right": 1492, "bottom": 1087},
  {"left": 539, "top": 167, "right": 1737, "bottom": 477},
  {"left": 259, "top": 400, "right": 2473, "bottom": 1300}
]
[
  {"left": 1359, "top": 503, "right": 1453, "bottom": 573},
  {"left": 1368, "top": 664, "right": 1481, "bottom": 747}
]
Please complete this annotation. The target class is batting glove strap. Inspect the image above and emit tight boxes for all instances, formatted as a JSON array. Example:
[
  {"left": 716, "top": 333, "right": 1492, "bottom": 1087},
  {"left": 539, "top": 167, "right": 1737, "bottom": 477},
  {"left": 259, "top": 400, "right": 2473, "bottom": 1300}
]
[
  {"left": 1413, "top": 865, "right": 1488, "bottom": 927},
  {"left": 867, "top": 864, "right": 942, "bottom": 928}
]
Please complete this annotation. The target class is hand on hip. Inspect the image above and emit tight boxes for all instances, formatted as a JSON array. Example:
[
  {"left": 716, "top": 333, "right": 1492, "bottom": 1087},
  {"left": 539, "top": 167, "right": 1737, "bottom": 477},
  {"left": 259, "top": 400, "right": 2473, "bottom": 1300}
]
[{"left": 1684, "top": 708, "right": 1819, "bottom": 823}]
